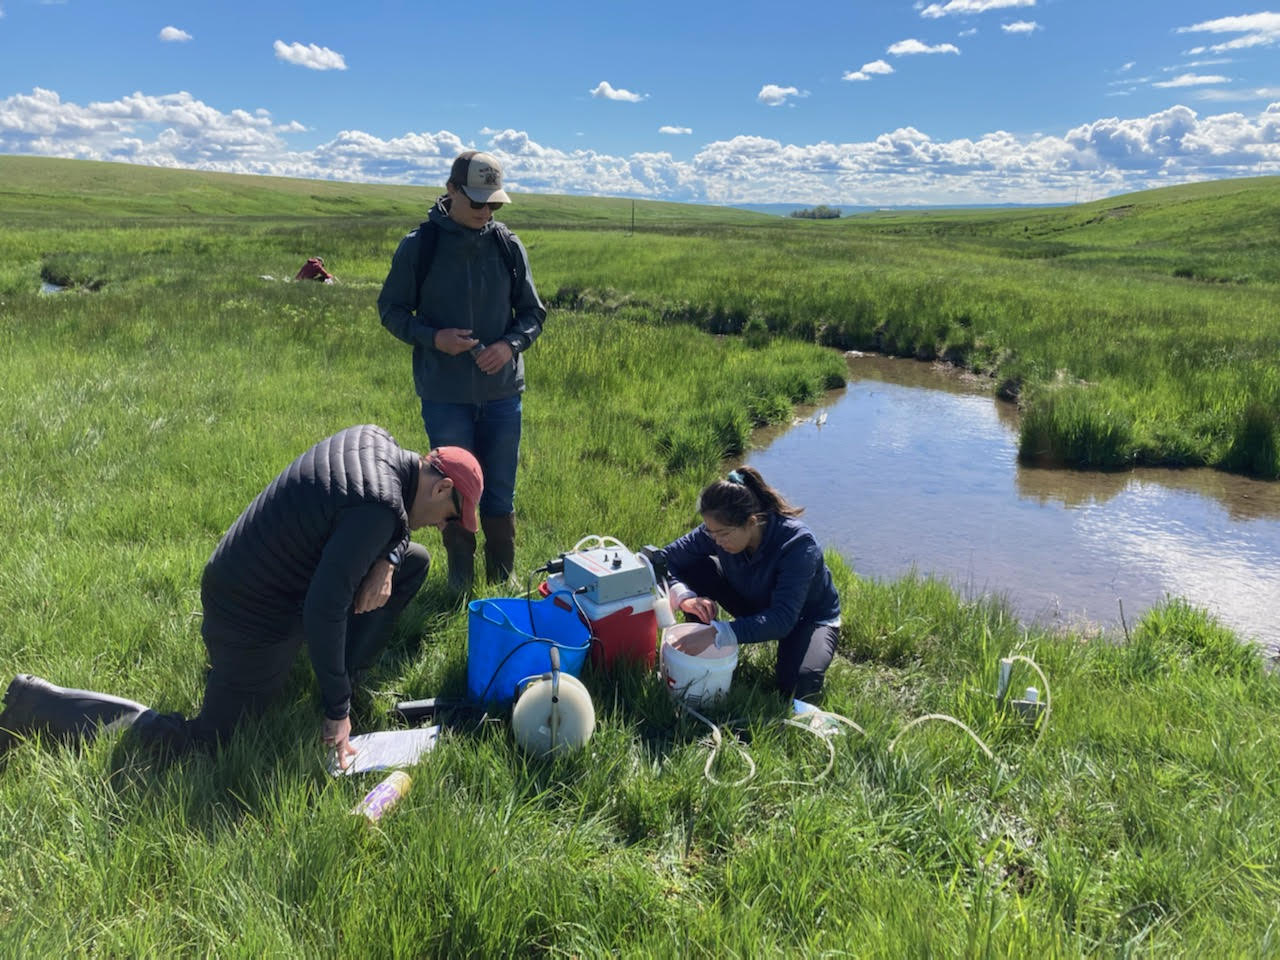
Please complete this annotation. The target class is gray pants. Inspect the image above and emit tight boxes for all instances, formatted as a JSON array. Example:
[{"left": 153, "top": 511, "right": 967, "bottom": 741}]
[{"left": 135, "top": 543, "right": 431, "bottom": 752}]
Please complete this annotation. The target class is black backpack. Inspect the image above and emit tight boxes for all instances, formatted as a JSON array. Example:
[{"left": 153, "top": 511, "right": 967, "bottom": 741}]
[{"left": 412, "top": 218, "right": 524, "bottom": 312}]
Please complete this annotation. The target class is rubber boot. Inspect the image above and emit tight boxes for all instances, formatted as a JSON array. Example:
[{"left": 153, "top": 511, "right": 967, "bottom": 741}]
[
  {"left": 442, "top": 521, "right": 476, "bottom": 596},
  {"left": 481, "top": 513, "right": 517, "bottom": 586},
  {"left": 0, "top": 674, "right": 149, "bottom": 750}
]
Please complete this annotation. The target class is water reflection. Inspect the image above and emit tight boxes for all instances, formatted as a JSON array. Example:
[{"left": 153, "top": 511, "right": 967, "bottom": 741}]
[
  {"left": 1017, "top": 463, "right": 1280, "bottom": 522},
  {"left": 748, "top": 355, "right": 1280, "bottom": 653},
  {"left": 40, "top": 281, "right": 65, "bottom": 294}
]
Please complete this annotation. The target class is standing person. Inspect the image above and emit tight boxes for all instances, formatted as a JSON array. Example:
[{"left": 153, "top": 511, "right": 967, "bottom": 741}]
[
  {"left": 377, "top": 150, "right": 545, "bottom": 593},
  {"left": 657, "top": 467, "right": 842, "bottom": 702},
  {"left": 0, "top": 425, "right": 483, "bottom": 770}
]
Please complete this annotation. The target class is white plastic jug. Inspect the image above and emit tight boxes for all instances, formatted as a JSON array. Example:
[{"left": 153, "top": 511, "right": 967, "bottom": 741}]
[{"left": 659, "top": 624, "right": 738, "bottom": 708}]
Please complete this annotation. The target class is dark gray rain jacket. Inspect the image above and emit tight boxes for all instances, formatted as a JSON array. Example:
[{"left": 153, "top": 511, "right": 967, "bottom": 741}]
[{"left": 377, "top": 199, "right": 546, "bottom": 404}]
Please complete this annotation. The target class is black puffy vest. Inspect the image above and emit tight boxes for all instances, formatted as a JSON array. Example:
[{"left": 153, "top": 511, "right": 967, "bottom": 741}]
[{"left": 201, "top": 425, "right": 416, "bottom": 627}]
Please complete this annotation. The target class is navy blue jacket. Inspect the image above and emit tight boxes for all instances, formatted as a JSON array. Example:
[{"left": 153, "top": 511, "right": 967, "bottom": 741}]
[{"left": 659, "top": 514, "right": 841, "bottom": 646}]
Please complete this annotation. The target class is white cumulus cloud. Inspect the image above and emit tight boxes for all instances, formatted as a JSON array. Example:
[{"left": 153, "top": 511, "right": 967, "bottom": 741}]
[
  {"left": 1002, "top": 20, "right": 1039, "bottom": 34},
  {"left": 273, "top": 40, "right": 347, "bottom": 71},
  {"left": 2, "top": 87, "right": 1278, "bottom": 206},
  {"left": 590, "top": 81, "right": 647, "bottom": 102},
  {"left": 659, "top": 125, "right": 692, "bottom": 135},
  {"left": 758, "top": 84, "right": 808, "bottom": 106},
  {"left": 844, "top": 60, "right": 895, "bottom": 81},
  {"left": 1154, "top": 73, "right": 1231, "bottom": 88},
  {"left": 1177, "top": 12, "right": 1280, "bottom": 54},
  {"left": 920, "top": 0, "right": 1034, "bottom": 18},
  {"left": 888, "top": 38, "right": 961, "bottom": 55},
  {"left": 159, "top": 26, "right": 191, "bottom": 43}
]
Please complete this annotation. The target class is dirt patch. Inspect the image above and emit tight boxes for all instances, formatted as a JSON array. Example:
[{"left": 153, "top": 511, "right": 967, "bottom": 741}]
[{"left": 1083, "top": 204, "right": 1135, "bottom": 225}]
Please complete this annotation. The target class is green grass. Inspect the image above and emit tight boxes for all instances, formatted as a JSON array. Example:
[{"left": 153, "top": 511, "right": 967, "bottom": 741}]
[{"left": 1, "top": 158, "right": 1278, "bottom": 956}]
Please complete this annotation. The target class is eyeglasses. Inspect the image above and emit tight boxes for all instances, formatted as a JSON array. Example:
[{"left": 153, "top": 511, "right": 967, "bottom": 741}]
[
  {"left": 702, "top": 521, "right": 740, "bottom": 541},
  {"left": 465, "top": 197, "right": 503, "bottom": 212}
]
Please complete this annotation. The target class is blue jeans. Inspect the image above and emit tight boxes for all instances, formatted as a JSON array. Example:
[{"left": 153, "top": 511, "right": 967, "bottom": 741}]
[{"left": 420, "top": 393, "right": 522, "bottom": 516}]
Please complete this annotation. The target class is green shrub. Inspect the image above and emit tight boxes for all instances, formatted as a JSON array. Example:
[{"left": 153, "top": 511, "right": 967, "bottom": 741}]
[
  {"left": 1019, "top": 382, "right": 1136, "bottom": 469},
  {"left": 1223, "top": 400, "right": 1279, "bottom": 479}
]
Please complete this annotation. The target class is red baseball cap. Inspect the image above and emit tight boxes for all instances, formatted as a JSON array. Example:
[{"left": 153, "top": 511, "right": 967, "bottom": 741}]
[{"left": 427, "top": 446, "right": 483, "bottom": 533}]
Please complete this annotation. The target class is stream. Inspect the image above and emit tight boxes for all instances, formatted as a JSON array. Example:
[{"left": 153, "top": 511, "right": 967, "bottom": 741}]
[{"left": 748, "top": 355, "right": 1280, "bottom": 656}]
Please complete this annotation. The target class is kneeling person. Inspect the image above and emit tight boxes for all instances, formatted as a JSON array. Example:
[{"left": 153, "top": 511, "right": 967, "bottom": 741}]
[
  {"left": 0, "top": 424, "right": 482, "bottom": 770},
  {"left": 657, "top": 467, "right": 841, "bottom": 702}
]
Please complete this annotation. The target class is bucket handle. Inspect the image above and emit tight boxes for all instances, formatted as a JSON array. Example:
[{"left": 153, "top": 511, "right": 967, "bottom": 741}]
[
  {"left": 472, "top": 591, "right": 587, "bottom": 646},
  {"left": 471, "top": 598, "right": 519, "bottom": 631}
]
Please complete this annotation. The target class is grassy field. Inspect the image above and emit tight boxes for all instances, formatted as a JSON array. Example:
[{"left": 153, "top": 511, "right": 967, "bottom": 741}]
[
  {"left": 7, "top": 155, "right": 1274, "bottom": 476},
  {"left": 1, "top": 158, "right": 1278, "bottom": 957}
]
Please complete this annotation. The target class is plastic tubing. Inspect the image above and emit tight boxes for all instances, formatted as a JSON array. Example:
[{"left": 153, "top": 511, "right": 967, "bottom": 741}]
[
  {"left": 570, "top": 534, "right": 627, "bottom": 554},
  {"left": 677, "top": 656, "right": 1049, "bottom": 787},
  {"left": 887, "top": 714, "right": 995, "bottom": 759},
  {"left": 685, "top": 704, "right": 756, "bottom": 787},
  {"left": 1006, "top": 654, "right": 1052, "bottom": 749}
]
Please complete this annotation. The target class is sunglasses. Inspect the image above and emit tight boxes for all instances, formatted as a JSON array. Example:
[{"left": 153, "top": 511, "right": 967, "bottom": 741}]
[{"left": 464, "top": 197, "right": 503, "bottom": 211}]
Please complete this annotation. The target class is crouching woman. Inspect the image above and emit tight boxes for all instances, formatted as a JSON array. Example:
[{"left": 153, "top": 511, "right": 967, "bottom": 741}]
[{"left": 657, "top": 467, "right": 842, "bottom": 702}]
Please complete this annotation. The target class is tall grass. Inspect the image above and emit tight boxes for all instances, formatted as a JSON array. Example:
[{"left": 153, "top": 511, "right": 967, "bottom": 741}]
[{"left": 1, "top": 161, "right": 1278, "bottom": 956}]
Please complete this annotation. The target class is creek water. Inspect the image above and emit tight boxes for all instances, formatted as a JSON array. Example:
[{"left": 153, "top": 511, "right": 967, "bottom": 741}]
[{"left": 747, "top": 355, "right": 1280, "bottom": 656}]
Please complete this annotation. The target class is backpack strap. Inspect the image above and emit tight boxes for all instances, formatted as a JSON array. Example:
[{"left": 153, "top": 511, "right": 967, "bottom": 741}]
[
  {"left": 491, "top": 223, "right": 526, "bottom": 299},
  {"left": 411, "top": 219, "right": 525, "bottom": 314},
  {"left": 412, "top": 220, "right": 438, "bottom": 312}
]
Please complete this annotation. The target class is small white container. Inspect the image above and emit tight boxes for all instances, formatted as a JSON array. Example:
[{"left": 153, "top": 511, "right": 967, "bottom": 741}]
[{"left": 659, "top": 624, "right": 738, "bottom": 708}]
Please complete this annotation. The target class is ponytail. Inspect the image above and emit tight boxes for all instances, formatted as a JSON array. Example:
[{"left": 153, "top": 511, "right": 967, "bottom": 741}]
[{"left": 697, "top": 466, "right": 802, "bottom": 527}]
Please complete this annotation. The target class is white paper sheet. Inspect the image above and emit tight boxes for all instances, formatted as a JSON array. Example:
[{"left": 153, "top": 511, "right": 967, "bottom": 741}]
[{"left": 329, "top": 725, "right": 441, "bottom": 776}]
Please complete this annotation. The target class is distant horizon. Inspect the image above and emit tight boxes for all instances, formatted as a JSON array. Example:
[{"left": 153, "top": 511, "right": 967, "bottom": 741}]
[
  {"left": 6, "top": 151, "right": 1274, "bottom": 215},
  {"left": 727, "top": 199, "right": 1079, "bottom": 213}
]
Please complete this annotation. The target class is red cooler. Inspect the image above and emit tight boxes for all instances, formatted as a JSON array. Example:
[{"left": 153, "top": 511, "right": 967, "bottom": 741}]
[{"left": 541, "top": 572, "right": 658, "bottom": 669}]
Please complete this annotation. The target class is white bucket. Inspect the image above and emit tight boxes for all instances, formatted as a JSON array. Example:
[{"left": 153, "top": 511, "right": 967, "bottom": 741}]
[{"left": 659, "top": 624, "right": 738, "bottom": 708}]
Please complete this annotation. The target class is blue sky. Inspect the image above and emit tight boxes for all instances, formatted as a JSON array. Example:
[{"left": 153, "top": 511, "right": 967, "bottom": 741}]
[{"left": 0, "top": 1, "right": 1277, "bottom": 205}]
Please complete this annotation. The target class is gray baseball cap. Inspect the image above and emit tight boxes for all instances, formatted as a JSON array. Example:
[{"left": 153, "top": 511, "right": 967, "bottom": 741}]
[{"left": 449, "top": 150, "right": 511, "bottom": 204}]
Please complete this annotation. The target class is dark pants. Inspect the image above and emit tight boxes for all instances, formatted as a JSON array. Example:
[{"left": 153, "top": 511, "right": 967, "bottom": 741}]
[
  {"left": 133, "top": 543, "right": 430, "bottom": 752},
  {"left": 672, "top": 555, "right": 838, "bottom": 701}
]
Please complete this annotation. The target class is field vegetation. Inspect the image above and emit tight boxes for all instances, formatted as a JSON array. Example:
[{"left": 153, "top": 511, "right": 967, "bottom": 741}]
[{"left": 0, "top": 157, "right": 1277, "bottom": 956}]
